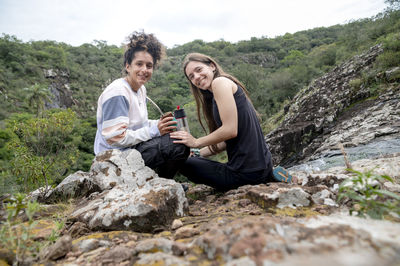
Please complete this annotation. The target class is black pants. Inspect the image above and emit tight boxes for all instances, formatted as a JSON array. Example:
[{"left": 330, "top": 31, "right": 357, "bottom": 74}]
[
  {"left": 131, "top": 134, "right": 190, "bottom": 179},
  {"left": 179, "top": 156, "right": 274, "bottom": 192}
]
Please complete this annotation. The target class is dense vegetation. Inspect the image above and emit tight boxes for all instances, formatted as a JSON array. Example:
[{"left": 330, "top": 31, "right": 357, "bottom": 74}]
[{"left": 0, "top": 5, "right": 399, "bottom": 194}]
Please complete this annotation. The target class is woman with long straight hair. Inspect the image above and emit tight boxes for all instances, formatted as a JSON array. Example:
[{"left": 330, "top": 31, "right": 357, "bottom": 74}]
[{"left": 170, "top": 53, "right": 292, "bottom": 191}]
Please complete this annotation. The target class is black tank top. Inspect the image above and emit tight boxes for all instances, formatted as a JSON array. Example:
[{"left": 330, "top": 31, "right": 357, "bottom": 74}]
[{"left": 212, "top": 85, "right": 272, "bottom": 172}]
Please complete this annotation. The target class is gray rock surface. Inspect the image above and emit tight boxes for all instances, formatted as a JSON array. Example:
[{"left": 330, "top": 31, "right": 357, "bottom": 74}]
[
  {"left": 266, "top": 44, "right": 400, "bottom": 167},
  {"left": 44, "top": 171, "right": 100, "bottom": 203},
  {"left": 43, "top": 149, "right": 188, "bottom": 233}
]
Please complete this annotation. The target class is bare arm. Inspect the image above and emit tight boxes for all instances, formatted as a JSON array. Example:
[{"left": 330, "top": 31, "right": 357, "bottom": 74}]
[
  {"left": 170, "top": 77, "right": 237, "bottom": 148},
  {"left": 200, "top": 142, "right": 227, "bottom": 157}
]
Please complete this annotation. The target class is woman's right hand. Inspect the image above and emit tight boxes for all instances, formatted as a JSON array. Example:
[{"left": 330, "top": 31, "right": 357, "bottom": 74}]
[
  {"left": 158, "top": 116, "right": 177, "bottom": 135},
  {"left": 170, "top": 131, "right": 199, "bottom": 148}
]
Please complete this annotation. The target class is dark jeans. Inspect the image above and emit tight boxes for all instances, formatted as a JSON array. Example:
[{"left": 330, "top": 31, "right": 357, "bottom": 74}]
[
  {"left": 131, "top": 134, "right": 190, "bottom": 179},
  {"left": 179, "top": 156, "right": 274, "bottom": 192}
]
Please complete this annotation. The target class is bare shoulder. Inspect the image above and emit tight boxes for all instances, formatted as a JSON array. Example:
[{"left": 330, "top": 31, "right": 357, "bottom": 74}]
[{"left": 211, "top": 77, "right": 236, "bottom": 93}]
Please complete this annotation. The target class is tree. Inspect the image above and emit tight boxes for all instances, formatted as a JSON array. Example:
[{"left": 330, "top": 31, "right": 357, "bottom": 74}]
[
  {"left": 23, "top": 83, "right": 52, "bottom": 117},
  {"left": 385, "top": 0, "right": 400, "bottom": 10},
  {"left": 5, "top": 109, "right": 78, "bottom": 195}
]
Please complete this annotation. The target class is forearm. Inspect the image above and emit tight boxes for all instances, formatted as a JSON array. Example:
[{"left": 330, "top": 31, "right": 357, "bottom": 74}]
[
  {"left": 195, "top": 125, "right": 236, "bottom": 148},
  {"left": 107, "top": 126, "right": 153, "bottom": 148},
  {"left": 200, "top": 142, "right": 226, "bottom": 157}
]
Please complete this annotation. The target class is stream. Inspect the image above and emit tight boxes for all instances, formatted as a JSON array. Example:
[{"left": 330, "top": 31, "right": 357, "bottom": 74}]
[{"left": 289, "top": 138, "right": 400, "bottom": 172}]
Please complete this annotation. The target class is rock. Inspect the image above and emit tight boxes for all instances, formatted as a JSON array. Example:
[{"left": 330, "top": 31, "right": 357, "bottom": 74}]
[
  {"left": 385, "top": 66, "right": 400, "bottom": 81},
  {"left": 384, "top": 181, "right": 400, "bottom": 193},
  {"left": 90, "top": 149, "right": 157, "bottom": 191},
  {"left": 70, "top": 178, "right": 187, "bottom": 232},
  {"left": 171, "top": 241, "right": 188, "bottom": 256},
  {"left": 193, "top": 214, "right": 400, "bottom": 265},
  {"left": 186, "top": 184, "right": 215, "bottom": 203},
  {"left": 44, "top": 69, "right": 74, "bottom": 109},
  {"left": 245, "top": 184, "right": 311, "bottom": 209},
  {"left": 72, "top": 238, "right": 112, "bottom": 253},
  {"left": 98, "top": 245, "right": 133, "bottom": 264},
  {"left": 226, "top": 257, "right": 257, "bottom": 266},
  {"left": 239, "top": 52, "right": 278, "bottom": 68},
  {"left": 67, "top": 149, "right": 188, "bottom": 233},
  {"left": 28, "top": 186, "right": 53, "bottom": 202},
  {"left": 171, "top": 219, "right": 183, "bottom": 230},
  {"left": 135, "top": 252, "right": 190, "bottom": 266},
  {"left": 44, "top": 171, "right": 101, "bottom": 203},
  {"left": 40, "top": 235, "right": 72, "bottom": 261},
  {"left": 174, "top": 226, "right": 200, "bottom": 240},
  {"left": 64, "top": 221, "right": 90, "bottom": 238},
  {"left": 311, "top": 189, "right": 337, "bottom": 206},
  {"left": 29, "top": 219, "right": 59, "bottom": 240},
  {"left": 134, "top": 238, "right": 174, "bottom": 254},
  {"left": 0, "top": 248, "right": 15, "bottom": 265},
  {"left": 293, "top": 154, "right": 400, "bottom": 190}
]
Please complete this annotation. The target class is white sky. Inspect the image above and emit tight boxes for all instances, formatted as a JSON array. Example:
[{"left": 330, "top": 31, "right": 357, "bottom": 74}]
[{"left": 0, "top": 0, "right": 387, "bottom": 48}]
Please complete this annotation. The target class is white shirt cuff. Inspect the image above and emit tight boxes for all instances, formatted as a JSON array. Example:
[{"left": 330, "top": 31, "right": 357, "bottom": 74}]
[{"left": 149, "top": 124, "right": 160, "bottom": 138}]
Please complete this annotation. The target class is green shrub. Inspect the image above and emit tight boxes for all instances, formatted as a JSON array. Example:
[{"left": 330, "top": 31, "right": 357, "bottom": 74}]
[
  {"left": 377, "top": 33, "right": 400, "bottom": 68},
  {"left": 337, "top": 169, "right": 400, "bottom": 219},
  {"left": 349, "top": 78, "right": 363, "bottom": 90},
  {"left": 0, "top": 193, "right": 41, "bottom": 264},
  {"left": 5, "top": 109, "right": 78, "bottom": 194}
]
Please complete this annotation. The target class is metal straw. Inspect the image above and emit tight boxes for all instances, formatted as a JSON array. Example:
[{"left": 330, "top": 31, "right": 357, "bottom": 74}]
[{"left": 146, "top": 96, "right": 164, "bottom": 116}]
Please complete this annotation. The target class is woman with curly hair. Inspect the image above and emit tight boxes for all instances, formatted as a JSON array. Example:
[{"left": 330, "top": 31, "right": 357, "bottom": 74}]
[
  {"left": 94, "top": 31, "right": 189, "bottom": 179},
  {"left": 171, "top": 53, "right": 292, "bottom": 191}
]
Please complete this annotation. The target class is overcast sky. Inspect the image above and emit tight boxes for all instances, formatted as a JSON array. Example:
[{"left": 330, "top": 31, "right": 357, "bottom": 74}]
[{"left": 0, "top": 0, "right": 387, "bottom": 48}]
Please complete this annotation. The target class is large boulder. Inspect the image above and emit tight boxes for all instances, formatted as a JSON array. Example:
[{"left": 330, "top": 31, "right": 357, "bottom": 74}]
[
  {"left": 69, "top": 177, "right": 187, "bottom": 232},
  {"left": 45, "top": 149, "right": 188, "bottom": 233}
]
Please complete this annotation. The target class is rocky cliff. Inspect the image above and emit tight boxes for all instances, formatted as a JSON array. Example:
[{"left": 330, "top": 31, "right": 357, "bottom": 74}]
[
  {"left": 44, "top": 69, "right": 75, "bottom": 109},
  {"left": 266, "top": 44, "right": 400, "bottom": 167}
]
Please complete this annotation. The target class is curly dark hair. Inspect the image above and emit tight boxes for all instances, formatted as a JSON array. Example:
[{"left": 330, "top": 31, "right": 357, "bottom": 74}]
[{"left": 123, "top": 30, "right": 165, "bottom": 74}]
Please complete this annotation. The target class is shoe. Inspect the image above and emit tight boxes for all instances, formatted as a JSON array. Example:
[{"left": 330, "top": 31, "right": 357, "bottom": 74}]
[
  {"left": 272, "top": 166, "right": 293, "bottom": 183},
  {"left": 181, "top": 183, "right": 189, "bottom": 192}
]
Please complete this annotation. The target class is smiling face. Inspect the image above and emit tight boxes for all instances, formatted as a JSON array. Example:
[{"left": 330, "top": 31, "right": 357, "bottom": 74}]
[
  {"left": 125, "top": 50, "right": 154, "bottom": 91},
  {"left": 185, "top": 61, "right": 216, "bottom": 91}
]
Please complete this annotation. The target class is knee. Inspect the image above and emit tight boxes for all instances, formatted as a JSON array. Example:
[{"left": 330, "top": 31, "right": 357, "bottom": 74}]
[
  {"left": 161, "top": 134, "right": 189, "bottom": 160},
  {"left": 174, "top": 143, "right": 190, "bottom": 159}
]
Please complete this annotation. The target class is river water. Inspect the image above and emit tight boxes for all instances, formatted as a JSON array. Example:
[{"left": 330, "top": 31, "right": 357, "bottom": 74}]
[{"left": 289, "top": 138, "right": 400, "bottom": 172}]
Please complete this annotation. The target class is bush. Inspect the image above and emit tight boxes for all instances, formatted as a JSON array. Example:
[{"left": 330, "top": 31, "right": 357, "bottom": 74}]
[
  {"left": 0, "top": 193, "right": 41, "bottom": 264},
  {"left": 377, "top": 33, "right": 400, "bottom": 68},
  {"left": 5, "top": 109, "right": 78, "bottom": 194},
  {"left": 337, "top": 169, "right": 400, "bottom": 219}
]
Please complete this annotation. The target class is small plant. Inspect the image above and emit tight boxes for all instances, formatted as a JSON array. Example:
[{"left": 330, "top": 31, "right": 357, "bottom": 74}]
[
  {"left": 0, "top": 193, "right": 41, "bottom": 264},
  {"left": 337, "top": 169, "right": 400, "bottom": 219},
  {"left": 47, "top": 220, "right": 65, "bottom": 243},
  {"left": 349, "top": 78, "right": 363, "bottom": 90}
]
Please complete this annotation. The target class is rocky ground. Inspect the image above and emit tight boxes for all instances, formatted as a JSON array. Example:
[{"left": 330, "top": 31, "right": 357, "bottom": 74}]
[{"left": 1, "top": 150, "right": 399, "bottom": 266}]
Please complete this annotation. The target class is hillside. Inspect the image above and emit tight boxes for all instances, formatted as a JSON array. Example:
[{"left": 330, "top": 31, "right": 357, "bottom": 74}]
[{"left": 0, "top": 8, "right": 399, "bottom": 194}]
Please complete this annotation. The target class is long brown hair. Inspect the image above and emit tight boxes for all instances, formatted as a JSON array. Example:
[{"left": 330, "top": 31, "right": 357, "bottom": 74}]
[{"left": 182, "top": 53, "right": 254, "bottom": 153}]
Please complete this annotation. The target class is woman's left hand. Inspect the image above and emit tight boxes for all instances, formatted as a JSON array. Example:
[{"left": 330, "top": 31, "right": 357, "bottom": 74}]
[{"left": 170, "top": 131, "right": 199, "bottom": 148}]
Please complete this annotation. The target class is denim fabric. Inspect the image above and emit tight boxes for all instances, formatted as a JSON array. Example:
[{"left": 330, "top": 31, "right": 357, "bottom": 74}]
[
  {"left": 132, "top": 134, "right": 189, "bottom": 179},
  {"left": 179, "top": 156, "right": 274, "bottom": 192}
]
